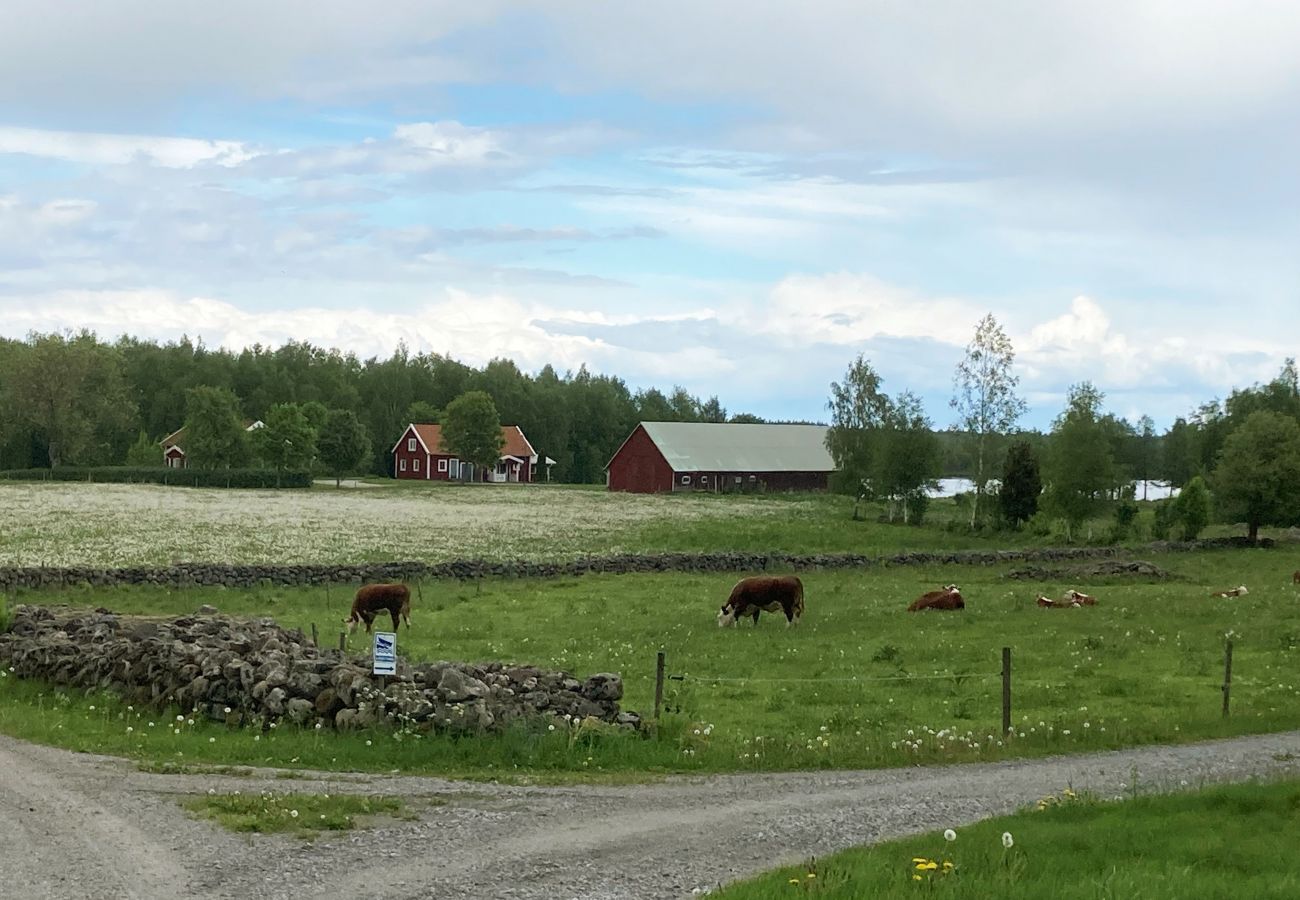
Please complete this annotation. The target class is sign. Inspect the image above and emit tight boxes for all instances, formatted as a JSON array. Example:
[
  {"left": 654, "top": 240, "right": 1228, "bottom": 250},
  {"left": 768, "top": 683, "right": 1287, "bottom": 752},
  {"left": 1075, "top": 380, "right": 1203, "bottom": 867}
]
[{"left": 372, "top": 631, "right": 397, "bottom": 676}]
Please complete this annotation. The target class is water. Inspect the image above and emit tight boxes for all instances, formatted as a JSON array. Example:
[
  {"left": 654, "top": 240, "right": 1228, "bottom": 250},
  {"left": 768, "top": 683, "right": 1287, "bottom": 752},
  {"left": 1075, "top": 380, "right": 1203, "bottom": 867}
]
[{"left": 927, "top": 478, "right": 1179, "bottom": 500}]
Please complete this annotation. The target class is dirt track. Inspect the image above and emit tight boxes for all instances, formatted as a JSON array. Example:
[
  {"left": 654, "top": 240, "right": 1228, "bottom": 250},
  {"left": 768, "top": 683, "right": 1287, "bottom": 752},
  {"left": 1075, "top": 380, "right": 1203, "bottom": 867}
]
[{"left": 3, "top": 730, "right": 1299, "bottom": 899}]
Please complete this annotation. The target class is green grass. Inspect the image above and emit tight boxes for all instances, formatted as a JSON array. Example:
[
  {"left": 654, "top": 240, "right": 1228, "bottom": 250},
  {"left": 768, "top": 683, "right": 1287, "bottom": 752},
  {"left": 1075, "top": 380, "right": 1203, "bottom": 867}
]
[
  {"left": 182, "top": 790, "right": 411, "bottom": 836},
  {"left": 712, "top": 779, "right": 1300, "bottom": 898},
  {"left": 3, "top": 546, "right": 1300, "bottom": 779}
]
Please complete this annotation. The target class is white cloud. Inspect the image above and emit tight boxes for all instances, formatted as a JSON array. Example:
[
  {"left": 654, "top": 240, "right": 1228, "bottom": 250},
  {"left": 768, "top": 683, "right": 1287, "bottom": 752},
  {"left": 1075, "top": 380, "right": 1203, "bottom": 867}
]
[{"left": 0, "top": 126, "right": 255, "bottom": 168}]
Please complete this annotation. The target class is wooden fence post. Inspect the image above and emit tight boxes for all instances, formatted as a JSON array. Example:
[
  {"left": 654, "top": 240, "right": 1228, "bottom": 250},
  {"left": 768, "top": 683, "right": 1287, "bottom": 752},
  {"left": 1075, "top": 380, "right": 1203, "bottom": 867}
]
[
  {"left": 1222, "top": 640, "right": 1234, "bottom": 718},
  {"left": 338, "top": 631, "right": 347, "bottom": 654},
  {"left": 1001, "top": 646, "right": 1012, "bottom": 736},
  {"left": 654, "top": 650, "right": 666, "bottom": 723},
  {"left": 310, "top": 623, "right": 318, "bottom": 647}
]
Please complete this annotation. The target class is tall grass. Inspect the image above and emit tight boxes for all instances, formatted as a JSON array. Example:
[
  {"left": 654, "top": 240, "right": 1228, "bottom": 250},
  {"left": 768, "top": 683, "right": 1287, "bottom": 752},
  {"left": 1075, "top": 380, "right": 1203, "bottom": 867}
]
[{"left": 711, "top": 779, "right": 1300, "bottom": 898}]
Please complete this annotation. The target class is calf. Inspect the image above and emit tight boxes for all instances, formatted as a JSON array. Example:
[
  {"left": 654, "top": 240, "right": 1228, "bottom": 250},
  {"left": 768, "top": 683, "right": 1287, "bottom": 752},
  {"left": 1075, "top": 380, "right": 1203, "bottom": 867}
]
[
  {"left": 1037, "top": 590, "right": 1096, "bottom": 609},
  {"left": 344, "top": 583, "right": 412, "bottom": 634},
  {"left": 1210, "top": 585, "right": 1249, "bottom": 599},
  {"left": 717, "top": 575, "right": 805, "bottom": 628},
  {"left": 908, "top": 584, "right": 964, "bottom": 612}
]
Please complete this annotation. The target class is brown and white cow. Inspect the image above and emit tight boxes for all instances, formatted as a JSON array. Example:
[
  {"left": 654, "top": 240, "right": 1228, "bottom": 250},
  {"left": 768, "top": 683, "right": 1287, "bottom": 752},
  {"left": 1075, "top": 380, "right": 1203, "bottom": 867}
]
[
  {"left": 717, "top": 575, "right": 805, "bottom": 628},
  {"left": 1210, "top": 585, "right": 1249, "bottom": 598},
  {"left": 344, "top": 583, "right": 412, "bottom": 634},
  {"left": 1037, "top": 589, "right": 1096, "bottom": 609},
  {"left": 908, "top": 584, "right": 964, "bottom": 612}
]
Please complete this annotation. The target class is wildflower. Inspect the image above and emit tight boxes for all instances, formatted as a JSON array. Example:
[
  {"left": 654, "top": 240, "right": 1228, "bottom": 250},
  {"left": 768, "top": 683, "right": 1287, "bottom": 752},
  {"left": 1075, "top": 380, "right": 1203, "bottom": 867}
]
[
  {"left": 805, "top": 873, "right": 815, "bottom": 879},
  {"left": 209, "top": 737, "right": 216, "bottom": 743},
  {"left": 176, "top": 715, "right": 184, "bottom": 722},
  {"left": 788, "top": 878, "right": 800, "bottom": 885},
  {"left": 126, "top": 726, "right": 133, "bottom": 734},
  {"left": 224, "top": 707, "right": 232, "bottom": 714},
  {"left": 943, "top": 829, "right": 957, "bottom": 842},
  {"left": 913, "top": 875, "right": 923, "bottom": 881},
  {"left": 290, "top": 809, "right": 299, "bottom": 818},
  {"left": 365, "top": 740, "right": 372, "bottom": 746},
  {"left": 1002, "top": 832, "right": 1014, "bottom": 849}
]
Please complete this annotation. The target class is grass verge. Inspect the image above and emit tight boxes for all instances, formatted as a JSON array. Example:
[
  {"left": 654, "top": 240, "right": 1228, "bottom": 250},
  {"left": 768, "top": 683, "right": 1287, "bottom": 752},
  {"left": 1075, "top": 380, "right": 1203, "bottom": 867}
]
[
  {"left": 183, "top": 790, "right": 410, "bottom": 836},
  {"left": 710, "top": 778, "right": 1300, "bottom": 898}
]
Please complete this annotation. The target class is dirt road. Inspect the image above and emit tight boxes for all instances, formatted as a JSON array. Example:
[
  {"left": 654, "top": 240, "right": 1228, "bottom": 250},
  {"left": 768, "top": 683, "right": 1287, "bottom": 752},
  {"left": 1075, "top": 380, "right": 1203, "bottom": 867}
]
[{"left": 3, "top": 730, "right": 1298, "bottom": 899}]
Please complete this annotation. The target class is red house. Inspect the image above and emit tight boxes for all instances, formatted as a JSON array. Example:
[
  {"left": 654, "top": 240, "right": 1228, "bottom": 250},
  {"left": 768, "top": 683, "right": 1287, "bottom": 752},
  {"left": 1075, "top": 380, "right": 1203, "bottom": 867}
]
[
  {"left": 391, "top": 423, "right": 547, "bottom": 483},
  {"left": 606, "top": 422, "right": 834, "bottom": 493}
]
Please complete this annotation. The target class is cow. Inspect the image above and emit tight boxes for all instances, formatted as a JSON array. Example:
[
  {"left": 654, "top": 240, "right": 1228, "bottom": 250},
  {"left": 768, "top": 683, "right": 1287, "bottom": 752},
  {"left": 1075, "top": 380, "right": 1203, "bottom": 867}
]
[
  {"left": 1210, "top": 585, "right": 1249, "bottom": 598},
  {"left": 1036, "top": 590, "right": 1095, "bottom": 609},
  {"left": 344, "top": 583, "right": 412, "bottom": 634},
  {"left": 717, "top": 575, "right": 805, "bottom": 628},
  {"left": 908, "top": 584, "right": 964, "bottom": 612}
]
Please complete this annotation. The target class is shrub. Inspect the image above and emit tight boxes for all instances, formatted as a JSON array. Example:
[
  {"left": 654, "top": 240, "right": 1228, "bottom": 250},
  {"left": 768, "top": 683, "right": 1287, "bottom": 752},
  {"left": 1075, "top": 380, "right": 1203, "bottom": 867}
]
[{"left": 0, "top": 467, "right": 312, "bottom": 489}]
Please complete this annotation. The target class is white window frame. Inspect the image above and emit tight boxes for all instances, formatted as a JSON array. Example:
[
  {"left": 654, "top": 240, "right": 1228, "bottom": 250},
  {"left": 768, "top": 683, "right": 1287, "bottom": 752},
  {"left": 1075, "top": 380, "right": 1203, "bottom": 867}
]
[
  {"left": 399, "top": 459, "right": 407, "bottom": 472},
  {"left": 734, "top": 476, "right": 742, "bottom": 484},
  {"left": 413, "top": 458, "right": 420, "bottom": 472},
  {"left": 407, "top": 438, "right": 416, "bottom": 451},
  {"left": 438, "top": 459, "right": 447, "bottom": 473},
  {"left": 680, "top": 474, "right": 690, "bottom": 485}
]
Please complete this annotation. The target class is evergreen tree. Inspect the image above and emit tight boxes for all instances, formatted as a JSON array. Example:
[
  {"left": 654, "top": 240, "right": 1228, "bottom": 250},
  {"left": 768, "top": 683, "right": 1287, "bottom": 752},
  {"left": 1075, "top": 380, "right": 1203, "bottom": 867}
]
[{"left": 999, "top": 440, "right": 1042, "bottom": 527}]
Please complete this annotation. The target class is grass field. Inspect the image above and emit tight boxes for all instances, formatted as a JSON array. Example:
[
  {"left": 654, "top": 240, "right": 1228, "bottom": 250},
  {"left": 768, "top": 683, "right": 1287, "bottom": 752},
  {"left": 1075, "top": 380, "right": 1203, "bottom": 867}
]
[
  {"left": 712, "top": 778, "right": 1300, "bottom": 899},
  {"left": 183, "top": 791, "right": 412, "bottom": 836},
  {"left": 0, "top": 480, "right": 1273, "bottom": 569},
  {"left": 4, "top": 546, "right": 1299, "bottom": 779}
]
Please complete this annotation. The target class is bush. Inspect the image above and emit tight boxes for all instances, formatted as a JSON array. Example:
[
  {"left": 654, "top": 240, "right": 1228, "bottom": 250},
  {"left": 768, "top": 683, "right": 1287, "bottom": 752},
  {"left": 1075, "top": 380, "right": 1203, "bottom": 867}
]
[{"left": 0, "top": 467, "right": 312, "bottom": 489}]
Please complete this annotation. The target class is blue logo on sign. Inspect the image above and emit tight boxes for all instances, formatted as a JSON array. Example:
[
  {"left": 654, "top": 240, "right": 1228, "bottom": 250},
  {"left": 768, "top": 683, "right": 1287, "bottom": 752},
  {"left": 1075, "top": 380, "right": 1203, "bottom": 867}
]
[{"left": 375, "top": 636, "right": 394, "bottom": 653}]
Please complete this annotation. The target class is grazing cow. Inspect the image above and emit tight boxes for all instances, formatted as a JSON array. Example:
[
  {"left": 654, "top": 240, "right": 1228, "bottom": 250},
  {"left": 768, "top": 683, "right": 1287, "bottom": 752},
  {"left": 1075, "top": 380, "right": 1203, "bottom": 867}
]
[
  {"left": 717, "top": 575, "right": 805, "bottom": 628},
  {"left": 908, "top": 584, "right": 964, "bottom": 612},
  {"left": 1210, "top": 585, "right": 1249, "bottom": 598},
  {"left": 344, "top": 583, "right": 412, "bottom": 634}
]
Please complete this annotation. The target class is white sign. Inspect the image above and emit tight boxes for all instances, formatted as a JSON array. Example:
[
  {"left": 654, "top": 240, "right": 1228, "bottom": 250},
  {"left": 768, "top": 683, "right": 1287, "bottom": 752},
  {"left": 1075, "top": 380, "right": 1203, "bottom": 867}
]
[{"left": 372, "top": 631, "right": 397, "bottom": 676}]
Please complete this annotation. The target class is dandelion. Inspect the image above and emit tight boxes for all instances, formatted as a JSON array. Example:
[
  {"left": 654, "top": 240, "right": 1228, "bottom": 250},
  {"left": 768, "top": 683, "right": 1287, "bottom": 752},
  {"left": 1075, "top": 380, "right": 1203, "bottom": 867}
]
[
  {"left": 943, "top": 829, "right": 957, "bottom": 842},
  {"left": 176, "top": 715, "right": 184, "bottom": 722},
  {"left": 224, "top": 707, "right": 232, "bottom": 714},
  {"left": 788, "top": 878, "right": 800, "bottom": 885},
  {"left": 89, "top": 705, "right": 95, "bottom": 711},
  {"left": 254, "top": 734, "right": 261, "bottom": 741},
  {"left": 365, "top": 740, "right": 372, "bottom": 746},
  {"left": 209, "top": 737, "right": 216, "bottom": 743},
  {"left": 126, "top": 726, "right": 133, "bottom": 734},
  {"left": 1002, "top": 832, "right": 1014, "bottom": 849},
  {"left": 290, "top": 810, "right": 299, "bottom": 818}
]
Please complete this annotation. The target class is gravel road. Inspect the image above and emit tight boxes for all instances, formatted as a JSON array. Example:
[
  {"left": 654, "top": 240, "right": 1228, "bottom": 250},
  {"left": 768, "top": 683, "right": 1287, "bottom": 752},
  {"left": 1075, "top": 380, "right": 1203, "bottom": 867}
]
[{"left": 3, "top": 730, "right": 1299, "bottom": 900}]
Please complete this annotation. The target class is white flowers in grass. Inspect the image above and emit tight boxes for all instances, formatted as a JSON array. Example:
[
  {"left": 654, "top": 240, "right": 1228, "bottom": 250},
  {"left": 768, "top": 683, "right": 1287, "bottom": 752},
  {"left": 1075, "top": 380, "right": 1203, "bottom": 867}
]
[
  {"left": 1002, "top": 832, "right": 1014, "bottom": 849},
  {"left": 943, "top": 829, "right": 957, "bottom": 842}
]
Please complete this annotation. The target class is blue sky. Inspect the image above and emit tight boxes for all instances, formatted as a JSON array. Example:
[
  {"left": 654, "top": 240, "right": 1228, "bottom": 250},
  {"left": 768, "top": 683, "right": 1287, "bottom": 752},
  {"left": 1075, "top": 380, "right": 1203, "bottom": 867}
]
[{"left": 1, "top": 1, "right": 1297, "bottom": 429}]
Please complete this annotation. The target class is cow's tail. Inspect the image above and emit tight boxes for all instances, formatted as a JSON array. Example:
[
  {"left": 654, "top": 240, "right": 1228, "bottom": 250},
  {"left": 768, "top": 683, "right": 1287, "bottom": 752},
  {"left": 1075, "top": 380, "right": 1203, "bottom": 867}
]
[{"left": 793, "top": 577, "right": 805, "bottom": 623}]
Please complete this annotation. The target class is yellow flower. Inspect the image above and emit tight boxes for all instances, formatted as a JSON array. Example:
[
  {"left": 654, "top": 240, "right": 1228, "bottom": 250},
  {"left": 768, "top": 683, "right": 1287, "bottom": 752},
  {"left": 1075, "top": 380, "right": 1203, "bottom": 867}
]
[
  {"left": 913, "top": 875, "right": 923, "bottom": 882},
  {"left": 912, "top": 858, "right": 928, "bottom": 864},
  {"left": 788, "top": 878, "right": 800, "bottom": 885},
  {"left": 943, "top": 861, "right": 954, "bottom": 869},
  {"left": 806, "top": 873, "right": 816, "bottom": 880},
  {"left": 923, "top": 862, "right": 938, "bottom": 871}
]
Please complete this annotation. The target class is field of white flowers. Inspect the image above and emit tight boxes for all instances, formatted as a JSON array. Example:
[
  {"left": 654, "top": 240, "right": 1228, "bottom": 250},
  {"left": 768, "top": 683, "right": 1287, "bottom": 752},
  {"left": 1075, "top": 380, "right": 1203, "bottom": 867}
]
[{"left": 0, "top": 482, "right": 795, "bottom": 567}]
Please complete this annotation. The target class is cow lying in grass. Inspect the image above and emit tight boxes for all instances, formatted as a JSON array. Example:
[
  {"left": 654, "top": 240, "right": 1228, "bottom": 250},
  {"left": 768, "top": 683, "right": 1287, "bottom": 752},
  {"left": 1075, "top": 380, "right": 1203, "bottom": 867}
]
[
  {"left": 1211, "top": 585, "right": 1249, "bottom": 598},
  {"left": 1037, "top": 589, "right": 1097, "bottom": 609},
  {"left": 717, "top": 575, "right": 805, "bottom": 628},
  {"left": 907, "top": 584, "right": 964, "bottom": 612},
  {"left": 344, "top": 583, "right": 412, "bottom": 634}
]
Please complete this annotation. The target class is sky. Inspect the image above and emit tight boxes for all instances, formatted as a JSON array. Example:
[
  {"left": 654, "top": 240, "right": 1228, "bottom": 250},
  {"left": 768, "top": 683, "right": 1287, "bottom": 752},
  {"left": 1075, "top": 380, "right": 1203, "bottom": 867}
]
[{"left": 1, "top": 2, "right": 1297, "bottom": 430}]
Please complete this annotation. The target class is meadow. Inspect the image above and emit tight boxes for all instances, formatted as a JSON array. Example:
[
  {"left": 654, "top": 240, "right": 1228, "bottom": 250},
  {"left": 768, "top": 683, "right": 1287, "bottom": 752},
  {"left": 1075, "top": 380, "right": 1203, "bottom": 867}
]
[
  {"left": 713, "top": 778, "right": 1300, "bottom": 899},
  {"left": 4, "top": 546, "right": 1299, "bottom": 779}
]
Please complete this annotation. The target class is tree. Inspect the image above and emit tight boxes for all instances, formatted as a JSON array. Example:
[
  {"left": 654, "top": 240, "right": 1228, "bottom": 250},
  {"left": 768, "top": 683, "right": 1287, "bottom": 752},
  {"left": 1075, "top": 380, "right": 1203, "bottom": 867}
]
[
  {"left": 124, "top": 430, "right": 162, "bottom": 467},
  {"left": 183, "top": 386, "right": 250, "bottom": 469},
  {"left": 3, "top": 331, "right": 136, "bottom": 466},
  {"left": 874, "top": 392, "right": 940, "bottom": 524},
  {"left": 729, "top": 412, "right": 766, "bottom": 424},
  {"left": 825, "top": 355, "right": 893, "bottom": 499},
  {"left": 699, "top": 396, "right": 727, "bottom": 423},
  {"left": 1162, "top": 417, "right": 1199, "bottom": 487},
  {"left": 1042, "top": 382, "right": 1115, "bottom": 541},
  {"left": 441, "top": 391, "right": 505, "bottom": 479},
  {"left": 1135, "top": 414, "right": 1158, "bottom": 500},
  {"left": 254, "top": 403, "right": 318, "bottom": 472},
  {"left": 1212, "top": 411, "right": 1300, "bottom": 542},
  {"left": 951, "top": 314, "right": 1028, "bottom": 526},
  {"left": 1171, "top": 475, "right": 1212, "bottom": 541},
  {"left": 405, "top": 401, "right": 441, "bottom": 424},
  {"left": 317, "top": 409, "right": 372, "bottom": 487},
  {"left": 999, "top": 440, "right": 1042, "bottom": 528}
]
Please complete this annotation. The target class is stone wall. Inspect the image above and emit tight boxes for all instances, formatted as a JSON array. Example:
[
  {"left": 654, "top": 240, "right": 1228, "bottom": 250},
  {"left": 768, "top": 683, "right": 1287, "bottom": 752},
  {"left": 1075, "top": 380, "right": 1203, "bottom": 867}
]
[
  {"left": 0, "top": 605, "right": 635, "bottom": 734},
  {"left": 0, "top": 538, "right": 1272, "bottom": 593}
]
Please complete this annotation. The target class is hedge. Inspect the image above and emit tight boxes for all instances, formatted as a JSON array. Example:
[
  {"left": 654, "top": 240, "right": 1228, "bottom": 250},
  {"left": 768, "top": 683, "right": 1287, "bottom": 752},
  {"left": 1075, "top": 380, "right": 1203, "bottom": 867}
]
[{"left": 0, "top": 467, "right": 313, "bottom": 489}]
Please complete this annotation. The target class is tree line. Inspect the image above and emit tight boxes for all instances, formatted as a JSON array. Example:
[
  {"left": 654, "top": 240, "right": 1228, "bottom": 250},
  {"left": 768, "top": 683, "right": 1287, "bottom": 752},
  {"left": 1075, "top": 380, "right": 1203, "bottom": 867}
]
[
  {"left": 824, "top": 315, "right": 1300, "bottom": 541},
  {"left": 0, "top": 332, "right": 742, "bottom": 482}
]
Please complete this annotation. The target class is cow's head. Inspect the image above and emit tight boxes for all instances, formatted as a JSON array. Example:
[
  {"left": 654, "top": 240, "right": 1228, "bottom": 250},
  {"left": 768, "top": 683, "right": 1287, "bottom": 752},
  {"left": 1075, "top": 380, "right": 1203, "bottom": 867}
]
[
  {"left": 944, "top": 584, "right": 960, "bottom": 594},
  {"left": 1237, "top": 585, "right": 1249, "bottom": 596},
  {"left": 717, "top": 604, "right": 738, "bottom": 627}
]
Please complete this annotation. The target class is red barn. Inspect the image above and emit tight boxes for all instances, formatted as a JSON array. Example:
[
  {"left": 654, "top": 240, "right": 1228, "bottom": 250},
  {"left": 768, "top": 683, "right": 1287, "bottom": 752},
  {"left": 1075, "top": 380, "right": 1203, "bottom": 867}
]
[
  {"left": 391, "top": 423, "right": 546, "bottom": 483},
  {"left": 606, "top": 422, "right": 834, "bottom": 493}
]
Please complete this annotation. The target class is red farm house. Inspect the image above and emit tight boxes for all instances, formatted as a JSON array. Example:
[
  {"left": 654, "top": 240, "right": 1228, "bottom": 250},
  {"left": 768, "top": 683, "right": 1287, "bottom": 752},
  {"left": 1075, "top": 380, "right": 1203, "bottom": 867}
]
[
  {"left": 606, "top": 422, "right": 834, "bottom": 493},
  {"left": 391, "top": 423, "right": 551, "bottom": 483}
]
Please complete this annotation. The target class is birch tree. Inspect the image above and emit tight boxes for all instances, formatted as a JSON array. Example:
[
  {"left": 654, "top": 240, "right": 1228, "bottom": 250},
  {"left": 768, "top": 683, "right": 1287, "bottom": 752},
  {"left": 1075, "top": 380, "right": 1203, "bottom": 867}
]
[{"left": 951, "top": 314, "right": 1027, "bottom": 526}]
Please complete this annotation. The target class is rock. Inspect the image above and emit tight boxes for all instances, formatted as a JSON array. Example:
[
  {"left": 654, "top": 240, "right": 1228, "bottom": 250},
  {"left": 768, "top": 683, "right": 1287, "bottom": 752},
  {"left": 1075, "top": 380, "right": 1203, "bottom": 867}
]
[
  {"left": 197, "top": 604, "right": 219, "bottom": 615},
  {"left": 285, "top": 698, "right": 316, "bottom": 724},
  {"left": 437, "top": 668, "right": 489, "bottom": 703},
  {"left": 583, "top": 673, "right": 623, "bottom": 702}
]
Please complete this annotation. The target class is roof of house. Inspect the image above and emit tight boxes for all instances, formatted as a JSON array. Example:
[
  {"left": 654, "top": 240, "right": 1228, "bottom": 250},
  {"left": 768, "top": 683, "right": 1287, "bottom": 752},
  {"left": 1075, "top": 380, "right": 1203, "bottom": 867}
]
[
  {"left": 611, "top": 422, "right": 834, "bottom": 473},
  {"left": 394, "top": 423, "right": 537, "bottom": 460}
]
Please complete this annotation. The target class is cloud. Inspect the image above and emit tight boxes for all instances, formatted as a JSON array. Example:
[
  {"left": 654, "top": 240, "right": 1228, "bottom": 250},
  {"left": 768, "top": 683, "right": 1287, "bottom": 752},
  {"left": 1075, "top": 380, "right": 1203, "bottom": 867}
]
[{"left": 0, "top": 125, "right": 254, "bottom": 168}]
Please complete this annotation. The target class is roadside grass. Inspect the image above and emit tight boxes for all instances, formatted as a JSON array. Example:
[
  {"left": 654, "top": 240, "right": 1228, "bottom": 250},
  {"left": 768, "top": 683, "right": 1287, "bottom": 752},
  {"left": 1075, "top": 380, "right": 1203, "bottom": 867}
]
[
  {"left": 183, "top": 790, "right": 410, "bottom": 836},
  {"left": 3, "top": 547, "right": 1300, "bottom": 778},
  {"left": 711, "top": 779, "right": 1300, "bottom": 899}
]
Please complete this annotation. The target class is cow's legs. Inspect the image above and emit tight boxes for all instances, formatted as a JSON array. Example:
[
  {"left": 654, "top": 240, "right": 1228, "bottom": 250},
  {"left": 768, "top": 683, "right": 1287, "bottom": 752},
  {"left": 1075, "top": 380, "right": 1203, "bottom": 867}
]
[
  {"left": 390, "top": 609, "right": 401, "bottom": 631},
  {"left": 751, "top": 609, "right": 761, "bottom": 625}
]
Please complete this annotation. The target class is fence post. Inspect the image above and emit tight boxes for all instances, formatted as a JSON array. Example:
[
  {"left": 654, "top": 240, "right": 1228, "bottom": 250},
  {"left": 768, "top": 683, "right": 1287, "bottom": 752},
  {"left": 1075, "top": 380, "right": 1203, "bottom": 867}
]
[
  {"left": 1001, "top": 646, "right": 1012, "bottom": 736},
  {"left": 310, "top": 623, "right": 318, "bottom": 647},
  {"left": 338, "top": 631, "right": 347, "bottom": 654},
  {"left": 654, "top": 650, "right": 666, "bottom": 723},
  {"left": 1222, "top": 640, "right": 1234, "bottom": 718}
]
